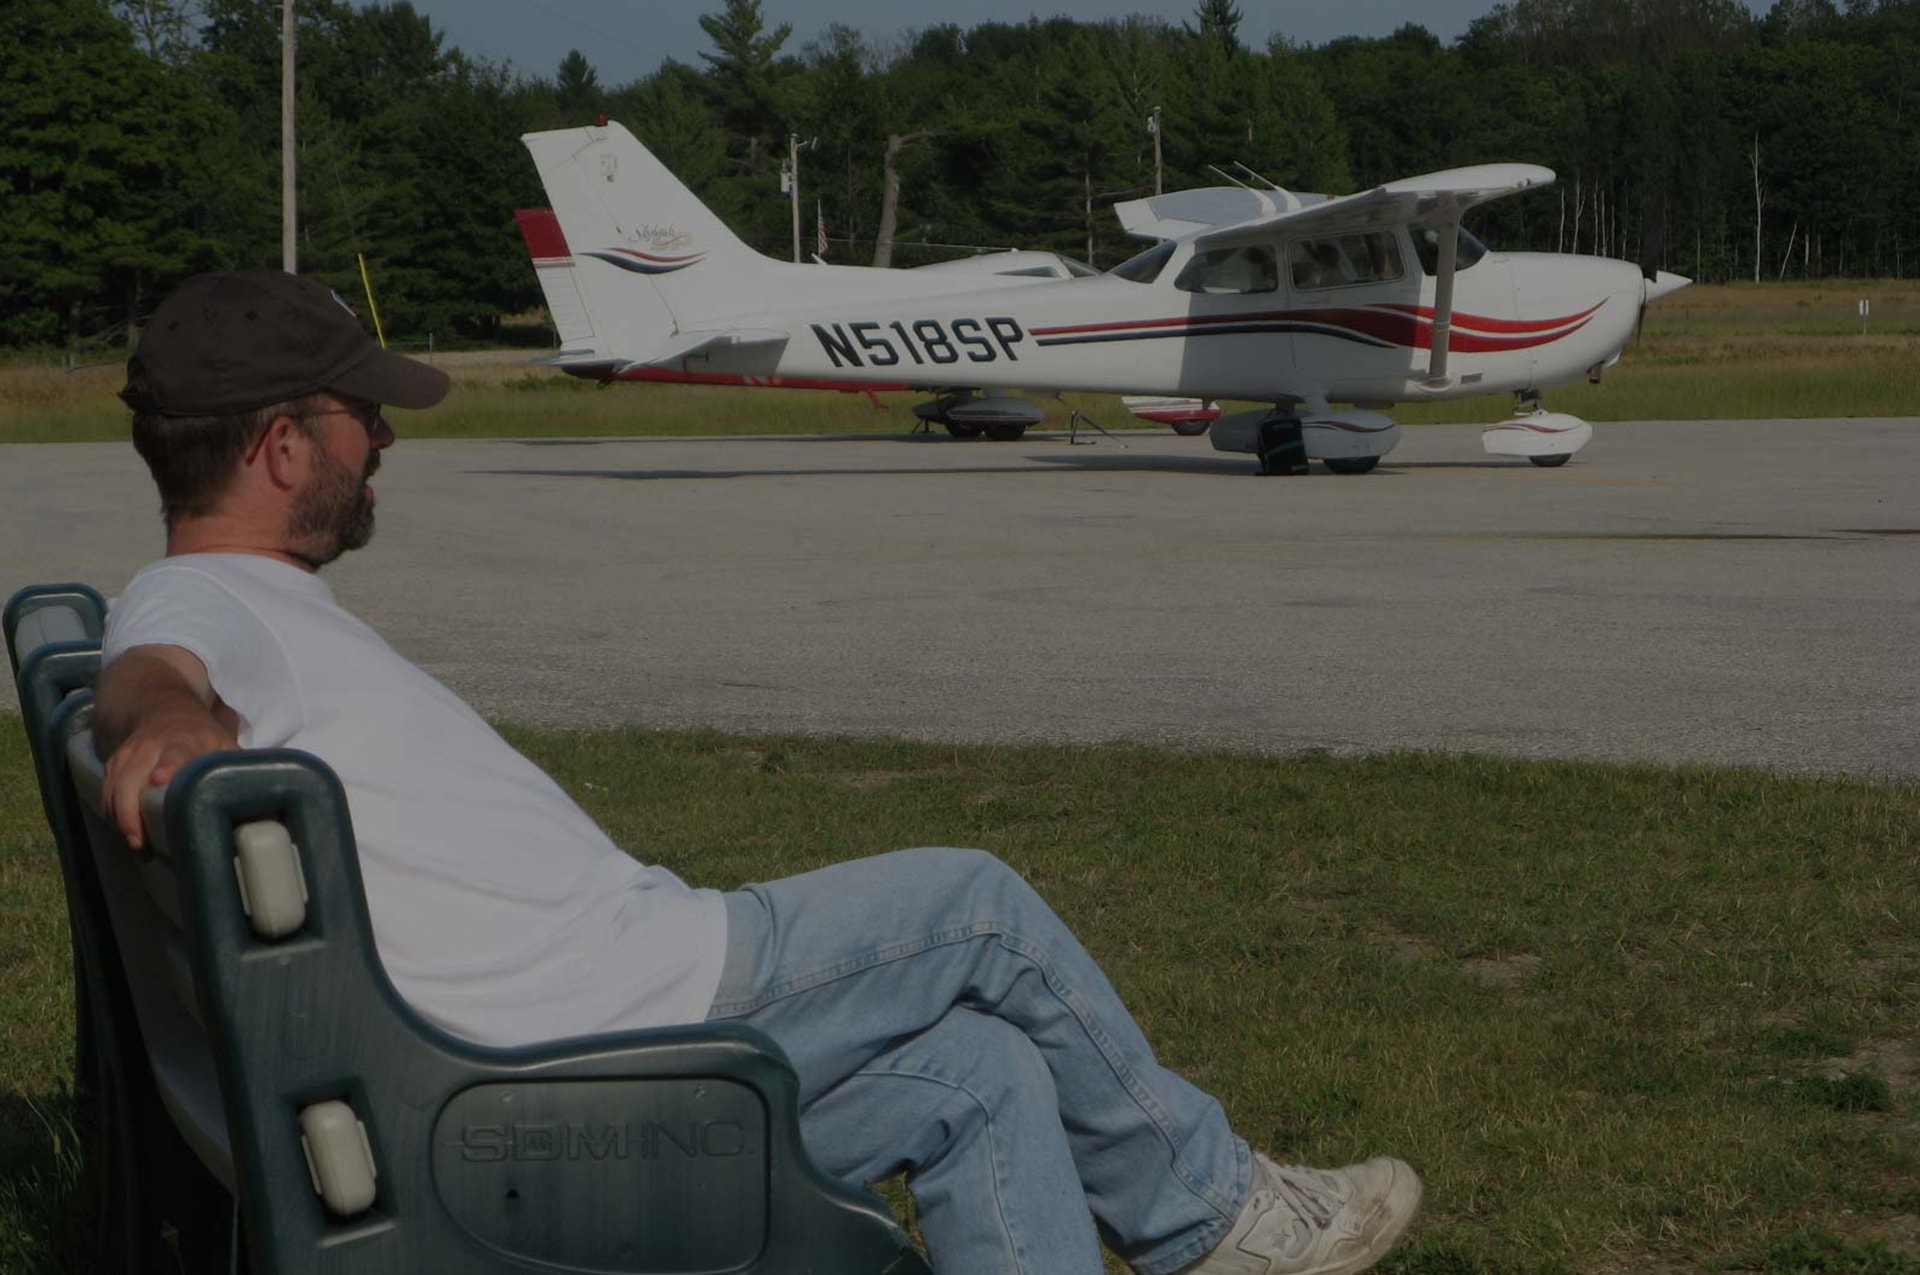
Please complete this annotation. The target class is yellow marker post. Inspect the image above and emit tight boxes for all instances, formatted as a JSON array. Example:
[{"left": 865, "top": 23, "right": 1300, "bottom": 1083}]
[{"left": 356, "top": 253, "right": 388, "bottom": 348}]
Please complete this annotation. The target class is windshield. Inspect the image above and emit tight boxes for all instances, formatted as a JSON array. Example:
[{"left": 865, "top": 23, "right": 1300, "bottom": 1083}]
[
  {"left": 1109, "top": 240, "right": 1177, "bottom": 284},
  {"left": 1411, "top": 224, "right": 1489, "bottom": 276}
]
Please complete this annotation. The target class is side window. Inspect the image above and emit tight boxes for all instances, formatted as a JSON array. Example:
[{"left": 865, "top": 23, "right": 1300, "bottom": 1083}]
[
  {"left": 1410, "top": 224, "right": 1490, "bottom": 276},
  {"left": 1288, "top": 232, "right": 1406, "bottom": 290},
  {"left": 1174, "top": 245, "right": 1280, "bottom": 295}
]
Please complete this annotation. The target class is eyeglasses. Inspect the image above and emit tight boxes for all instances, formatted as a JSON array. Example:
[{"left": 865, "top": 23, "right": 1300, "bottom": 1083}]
[{"left": 298, "top": 402, "right": 386, "bottom": 436}]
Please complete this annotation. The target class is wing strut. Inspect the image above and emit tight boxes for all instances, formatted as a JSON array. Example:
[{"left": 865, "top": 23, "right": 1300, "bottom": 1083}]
[{"left": 1426, "top": 219, "right": 1458, "bottom": 385}]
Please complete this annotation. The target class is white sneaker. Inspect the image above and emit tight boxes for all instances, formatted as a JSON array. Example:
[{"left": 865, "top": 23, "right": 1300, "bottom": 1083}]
[{"left": 1177, "top": 1153, "right": 1422, "bottom": 1275}]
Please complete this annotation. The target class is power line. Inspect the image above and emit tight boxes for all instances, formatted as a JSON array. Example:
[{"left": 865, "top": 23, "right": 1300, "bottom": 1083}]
[{"left": 496, "top": 0, "right": 659, "bottom": 69}]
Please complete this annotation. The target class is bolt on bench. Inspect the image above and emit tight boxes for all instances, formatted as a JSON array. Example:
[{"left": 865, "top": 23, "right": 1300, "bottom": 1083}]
[{"left": 7, "top": 582, "right": 929, "bottom": 1275}]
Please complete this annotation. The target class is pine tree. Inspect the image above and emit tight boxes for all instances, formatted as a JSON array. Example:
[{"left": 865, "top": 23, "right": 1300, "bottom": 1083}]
[
  {"left": 555, "top": 50, "right": 602, "bottom": 124},
  {"left": 697, "top": 0, "right": 792, "bottom": 157},
  {"left": 1189, "top": 0, "right": 1243, "bottom": 56}
]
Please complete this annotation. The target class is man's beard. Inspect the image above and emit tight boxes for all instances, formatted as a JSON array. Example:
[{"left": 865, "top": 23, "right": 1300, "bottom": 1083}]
[{"left": 287, "top": 448, "right": 378, "bottom": 567}]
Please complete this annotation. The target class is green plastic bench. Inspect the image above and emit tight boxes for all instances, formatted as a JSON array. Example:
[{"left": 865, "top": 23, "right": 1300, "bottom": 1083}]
[{"left": 7, "top": 582, "right": 930, "bottom": 1275}]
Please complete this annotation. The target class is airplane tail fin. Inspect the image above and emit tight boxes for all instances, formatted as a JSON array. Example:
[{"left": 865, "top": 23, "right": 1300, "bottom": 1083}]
[{"left": 521, "top": 122, "right": 766, "bottom": 360}]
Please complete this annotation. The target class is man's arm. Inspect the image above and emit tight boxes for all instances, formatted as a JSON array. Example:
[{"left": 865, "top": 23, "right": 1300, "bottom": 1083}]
[{"left": 95, "top": 645, "right": 239, "bottom": 849}]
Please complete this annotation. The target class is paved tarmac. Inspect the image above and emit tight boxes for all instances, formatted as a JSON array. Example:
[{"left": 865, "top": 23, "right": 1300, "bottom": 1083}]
[{"left": 3, "top": 419, "right": 1914, "bottom": 779}]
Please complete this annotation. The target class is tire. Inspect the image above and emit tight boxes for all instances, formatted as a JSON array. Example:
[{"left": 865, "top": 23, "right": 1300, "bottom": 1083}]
[
  {"left": 982, "top": 422, "right": 1028, "bottom": 441},
  {"left": 1529, "top": 453, "right": 1572, "bottom": 468},
  {"left": 944, "top": 421, "right": 984, "bottom": 439},
  {"left": 1170, "top": 419, "right": 1211, "bottom": 437},
  {"left": 1323, "top": 456, "right": 1380, "bottom": 475}
]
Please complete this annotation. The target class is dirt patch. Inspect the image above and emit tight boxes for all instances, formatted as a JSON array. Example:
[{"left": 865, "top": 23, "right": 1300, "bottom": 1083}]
[
  {"left": 1824, "top": 1037, "right": 1920, "bottom": 1101},
  {"left": 1860, "top": 1213, "right": 1920, "bottom": 1255},
  {"left": 837, "top": 770, "right": 911, "bottom": 792},
  {"left": 1462, "top": 953, "right": 1543, "bottom": 985}
]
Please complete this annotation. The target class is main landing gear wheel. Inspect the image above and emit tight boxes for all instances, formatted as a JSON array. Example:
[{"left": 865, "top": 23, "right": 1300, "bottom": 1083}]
[
  {"left": 1170, "top": 420, "right": 1211, "bottom": 437},
  {"left": 1323, "top": 456, "right": 1380, "bottom": 475},
  {"left": 983, "top": 422, "right": 1028, "bottom": 442},
  {"left": 945, "top": 421, "right": 984, "bottom": 439},
  {"left": 1529, "top": 453, "right": 1571, "bottom": 468}
]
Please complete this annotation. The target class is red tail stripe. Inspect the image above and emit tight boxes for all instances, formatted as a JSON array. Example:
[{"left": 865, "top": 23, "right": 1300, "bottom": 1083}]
[{"left": 513, "top": 208, "right": 570, "bottom": 260}]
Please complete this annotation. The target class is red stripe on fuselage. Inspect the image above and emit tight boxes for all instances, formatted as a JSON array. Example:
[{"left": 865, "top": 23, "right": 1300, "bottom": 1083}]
[
  {"left": 1284, "top": 308, "right": 1599, "bottom": 353},
  {"left": 617, "top": 366, "right": 914, "bottom": 393},
  {"left": 1372, "top": 300, "right": 1606, "bottom": 334},
  {"left": 1033, "top": 301, "right": 1604, "bottom": 344},
  {"left": 1033, "top": 303, "right": 1601, "bottom": 353}
]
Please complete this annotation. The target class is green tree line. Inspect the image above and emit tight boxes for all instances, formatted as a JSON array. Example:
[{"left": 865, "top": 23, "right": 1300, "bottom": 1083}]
[{"left": 4, "top": 0, "right": 1916, "bottom": 349}]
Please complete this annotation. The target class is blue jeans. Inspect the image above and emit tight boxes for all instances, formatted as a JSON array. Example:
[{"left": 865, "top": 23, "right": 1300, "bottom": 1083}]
[{"left": 705, "top": 847, "right": 1250, "bottom": 1275}]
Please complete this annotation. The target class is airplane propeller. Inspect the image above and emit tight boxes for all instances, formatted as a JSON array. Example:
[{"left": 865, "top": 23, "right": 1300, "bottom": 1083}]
[{"left": 1636, "top": 198, "right": 1670, "bottom": 344}]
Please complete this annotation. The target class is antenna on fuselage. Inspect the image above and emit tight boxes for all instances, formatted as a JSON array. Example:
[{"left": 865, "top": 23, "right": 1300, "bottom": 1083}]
[
  {"left": 1230, "top": 162, "right": 1284, "bottom": 192},
  {"left": 1205, "top": 165, "right": 1255, "bottom": 190}
]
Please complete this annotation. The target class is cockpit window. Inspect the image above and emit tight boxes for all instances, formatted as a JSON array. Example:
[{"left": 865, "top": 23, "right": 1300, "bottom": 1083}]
[
  {"left": 1410, "top": 224, "right": 1489, "bottom": 275},
  {"left": 1175, "top": 245, "right": 1280, "bottom": 295},
  {"left": 1110, "top": 239, "right": 1177, "bottom": 284},
  {"left": 1288, "top": 232, "right": 1405, "bottom": 290}
]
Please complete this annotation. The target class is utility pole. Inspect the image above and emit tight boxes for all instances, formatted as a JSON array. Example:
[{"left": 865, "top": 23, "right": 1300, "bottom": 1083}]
[
  {"left": 787, "top": 134, "right": 801, "bottom": 263},
  {"left": 282, "top": 0, "right": 297, "bottom": 273},
  {"left": 1149, "top": 106, "right": 1163, "bottom": 196},
  {"left": 784, "top": 134, "right": 817, "bottom": 264}
]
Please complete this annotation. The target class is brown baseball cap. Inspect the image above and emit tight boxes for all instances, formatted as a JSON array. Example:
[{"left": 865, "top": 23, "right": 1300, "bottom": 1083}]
[{"left": 120, "top": 269, "right": 449, "bottom": 417}]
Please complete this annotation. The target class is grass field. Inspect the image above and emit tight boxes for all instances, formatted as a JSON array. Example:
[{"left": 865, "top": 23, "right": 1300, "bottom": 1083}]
[
  {"left": 5, "top": 281, "right": 1919, "bottom": 445},
  {"left": 4, "top": 277, "right": 1916, "bottom": 1271},
  {"left": 2, "top": 715, "right": 1916, "bottom": 1274}
]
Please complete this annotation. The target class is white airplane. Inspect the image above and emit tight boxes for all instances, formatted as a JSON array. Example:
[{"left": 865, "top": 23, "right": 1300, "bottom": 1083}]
[{"left": 520, "top": 121, "right": 1688, "bottom": 473}]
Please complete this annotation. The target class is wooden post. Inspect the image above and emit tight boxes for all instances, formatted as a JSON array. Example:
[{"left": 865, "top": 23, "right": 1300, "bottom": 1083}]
[
  {"left": 282, "top": 0, "right": 297, "bottom": 274},
  {"left": 788, "top": 133, "right": 802, "bottom": 265}
]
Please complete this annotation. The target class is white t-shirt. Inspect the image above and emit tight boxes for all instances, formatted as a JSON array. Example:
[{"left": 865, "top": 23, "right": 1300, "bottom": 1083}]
[{"left": 102, "top": 553, "right": 727, "bottom": 1047}]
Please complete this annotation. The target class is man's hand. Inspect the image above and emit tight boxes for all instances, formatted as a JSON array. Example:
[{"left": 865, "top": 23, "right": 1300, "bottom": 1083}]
[{"left": 95, "top": 646, "right": 238, "bottom": 849}]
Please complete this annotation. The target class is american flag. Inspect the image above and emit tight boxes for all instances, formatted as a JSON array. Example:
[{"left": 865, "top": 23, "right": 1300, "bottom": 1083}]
[{"left": 815, "top": 202, "right": 828, "bottom": 260}]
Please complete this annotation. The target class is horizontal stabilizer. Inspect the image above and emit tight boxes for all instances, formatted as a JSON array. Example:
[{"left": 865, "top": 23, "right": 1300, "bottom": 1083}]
[
  {"left": 629, "top": 328, "right": 790, "bottom": 368},
  {"left": 535, "top": 351, "right": 623, "bottom": 379}
]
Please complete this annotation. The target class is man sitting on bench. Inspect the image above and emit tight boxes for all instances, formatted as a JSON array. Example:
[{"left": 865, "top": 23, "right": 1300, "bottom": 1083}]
[{"left": 94, "top": 269, "right": 1422, "bottom": 1275}]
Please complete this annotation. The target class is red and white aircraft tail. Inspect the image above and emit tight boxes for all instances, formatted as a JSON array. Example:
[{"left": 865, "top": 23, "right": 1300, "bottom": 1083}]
[
  {"left": 520, "top": 125, "right": 793, "bottom": 372},
  {"left": 512, "top": 208, "right": 606, "bottom": 368}
]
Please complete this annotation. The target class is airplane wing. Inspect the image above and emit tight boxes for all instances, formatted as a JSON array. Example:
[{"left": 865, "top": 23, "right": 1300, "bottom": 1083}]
[
  {"left": 1190, "top": 164, "right": 1554, "bottom": 252},
  {"left": 1113, "top": 187, "right": 1308, "bottom": 241}
]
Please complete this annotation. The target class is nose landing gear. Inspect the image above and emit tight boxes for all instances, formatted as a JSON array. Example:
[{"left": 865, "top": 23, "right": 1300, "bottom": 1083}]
[{"left": 1482, "top": 391, "right": 1592, "bottom": 466}]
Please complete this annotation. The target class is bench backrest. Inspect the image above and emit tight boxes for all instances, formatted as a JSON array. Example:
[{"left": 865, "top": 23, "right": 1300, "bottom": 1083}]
[{"left": 7, "top": 583, "right": 927, "bottom": 1275}]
